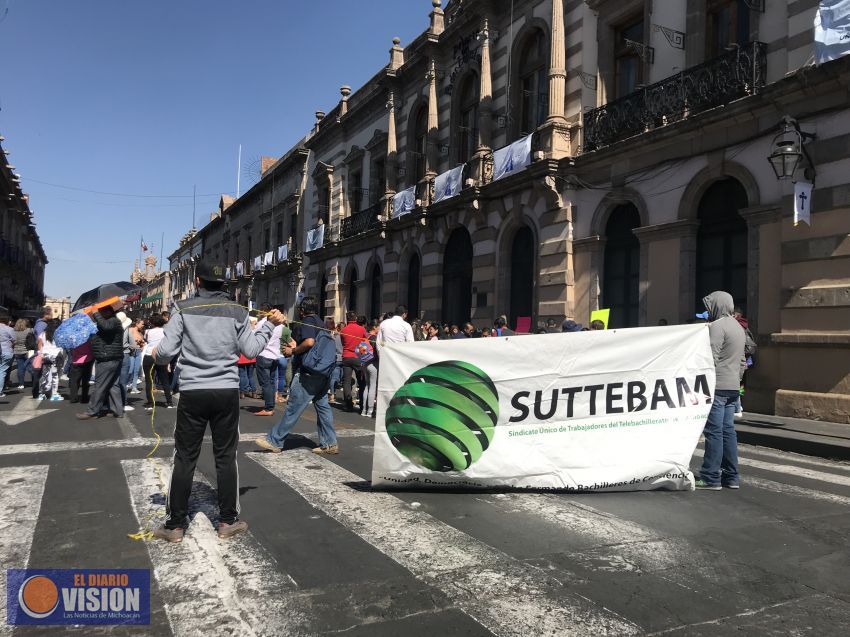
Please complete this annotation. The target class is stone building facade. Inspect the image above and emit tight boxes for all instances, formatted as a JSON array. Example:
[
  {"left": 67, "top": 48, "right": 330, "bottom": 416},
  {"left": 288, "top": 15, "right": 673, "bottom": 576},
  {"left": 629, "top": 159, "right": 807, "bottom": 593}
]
[
  {"left": 164, "top": 0, "right": 849, "bottom": 421},
  {"left": 0, "top": 133, "right": 47, "bottom": 314}
]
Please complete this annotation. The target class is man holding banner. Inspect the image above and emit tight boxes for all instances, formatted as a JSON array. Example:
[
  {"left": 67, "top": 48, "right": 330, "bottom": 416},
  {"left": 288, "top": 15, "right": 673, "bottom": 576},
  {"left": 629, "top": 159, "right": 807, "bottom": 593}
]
[{"left": 695, "top": 291, "right": 746, "bottom": 491}]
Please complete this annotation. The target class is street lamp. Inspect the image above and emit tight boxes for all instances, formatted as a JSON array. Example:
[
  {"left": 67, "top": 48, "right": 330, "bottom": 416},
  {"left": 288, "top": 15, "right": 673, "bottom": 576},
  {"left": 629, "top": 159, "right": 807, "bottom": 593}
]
[{"left": 767, "top": 117, "right": 816, "bottom": 182}]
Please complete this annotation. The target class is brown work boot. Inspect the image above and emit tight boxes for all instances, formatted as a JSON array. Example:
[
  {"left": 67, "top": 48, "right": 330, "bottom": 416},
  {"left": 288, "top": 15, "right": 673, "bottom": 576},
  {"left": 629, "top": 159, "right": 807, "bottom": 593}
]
[
  {"left": 153, "top": 526, "right": 184, "bottom": 543},
  {"left": 311, "top": 444, "right": 339, "bottom": 455},
  {"left": 218, "top": 520, "right": 248, "bottom": 539},
  {"left": 254, "top": 437, "right": 282, "bottom": 453}
]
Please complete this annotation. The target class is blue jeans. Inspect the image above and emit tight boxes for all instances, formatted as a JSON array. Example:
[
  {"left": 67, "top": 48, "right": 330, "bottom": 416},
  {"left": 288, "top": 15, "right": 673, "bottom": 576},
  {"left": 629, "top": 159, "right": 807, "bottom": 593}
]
[
  {"left": 0, "top": 354, "right": 12, "bottom": 391},
  {"left": 239, "top": 363, "right": 256, "bottom": 393},
  {"left": 699, "top": 390, "right": 740, "bottom": 486},
  {"left": 128, "top": 352, "right": 142, "bottom": 390},
  {"left": 276, "top": 357, "right": 289, "bottom": 395},
  {"left": 255, "top": 356, "right": 277, "bottom": 410},
  {"left": 329, "top": 365, "right": 342, "bottom": 395},
  {"left": 14, "top": 353, "right": 31, "bottom": 386},
  {"left": 266, "top": 372, "right": 336, "bottom": 448}
]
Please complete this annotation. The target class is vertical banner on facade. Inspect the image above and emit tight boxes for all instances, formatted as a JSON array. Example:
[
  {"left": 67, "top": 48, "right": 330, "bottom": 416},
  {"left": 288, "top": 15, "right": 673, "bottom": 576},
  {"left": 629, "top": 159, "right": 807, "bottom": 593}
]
[
  {"left": 372, "top": 325, "right": 715, "bottom": 492},
  {"left": 815, "top": 0, "right": 850, "bottom": 64},
  {"left": 794, "top": 181, "right": 813, "bottom": 226},
  {"left": 305, "top": 225, "right": 325, "bottom": 252}
]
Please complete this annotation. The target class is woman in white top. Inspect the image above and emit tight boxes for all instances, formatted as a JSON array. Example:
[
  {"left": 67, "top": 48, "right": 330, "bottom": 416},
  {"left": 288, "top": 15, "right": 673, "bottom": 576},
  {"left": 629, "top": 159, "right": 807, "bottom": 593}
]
[
  {"left": 142, "top": 315, "right": 173, "bottom": 410},
  {"left": 38, "top": 320, "right": 63, "bottom": 401}
]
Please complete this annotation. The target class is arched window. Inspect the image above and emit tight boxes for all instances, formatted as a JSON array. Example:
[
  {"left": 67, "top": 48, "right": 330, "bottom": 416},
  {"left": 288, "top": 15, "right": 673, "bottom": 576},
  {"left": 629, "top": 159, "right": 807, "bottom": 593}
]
[
  {"left": 456, "top": 74, "right": 479, "bottom": 164},
  {"left": 603, "top": 204, "right": 641, "bottom": 328},
  {"left": 348, "top": 265, "right": 358, "bottom": 314},
  {"left": 412, "top": 106, "right": 428, "bottom": 183},
  {"left": 696, "top": 178, "right": 748, "bottom": 314},
  {"left": 370, "top": 263, "right": 382, "bottom": 320},
  {"left": 319, "top": 272, "right": 328, "bottom": 320},
  {"left": 442, "top": 228, "right": 473, "bottom": 326},
  {"left": 517, "top": 29, "right": 549, "bottom": 137},
  {"left": 509, "top": 226, "right": 535, "bottom": 329},
  {"left": 407, "top": 254, "right": 421, "bottom": 320}
]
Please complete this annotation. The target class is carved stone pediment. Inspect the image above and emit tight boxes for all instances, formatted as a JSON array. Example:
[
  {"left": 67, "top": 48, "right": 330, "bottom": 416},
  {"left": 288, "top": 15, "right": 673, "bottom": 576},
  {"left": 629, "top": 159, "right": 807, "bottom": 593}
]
[
  {"left": 344, "top": 146, "right": 364, "bottom": 166},
  {"left": 365, "top": 129, "right": 387, "bottom": 152},
  {"left": 312, "top": 161, "right": 335, "bottom": 179}
]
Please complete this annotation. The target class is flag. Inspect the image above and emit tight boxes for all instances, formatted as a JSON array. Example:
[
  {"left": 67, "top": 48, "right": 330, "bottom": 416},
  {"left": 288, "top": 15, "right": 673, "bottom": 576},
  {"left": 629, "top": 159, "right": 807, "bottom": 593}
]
[
  {"left": 794, "top": 181, "right": 813, "bottom": 226},
  {"left": 141, "top": 237, "right": 148, "bottom": 252}
]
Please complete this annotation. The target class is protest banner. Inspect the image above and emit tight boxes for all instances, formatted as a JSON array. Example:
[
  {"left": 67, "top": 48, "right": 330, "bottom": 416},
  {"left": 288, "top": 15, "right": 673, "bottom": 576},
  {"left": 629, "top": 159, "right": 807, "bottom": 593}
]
[{"left": 372, "top": 324, "right": 714, "bottom": 492}]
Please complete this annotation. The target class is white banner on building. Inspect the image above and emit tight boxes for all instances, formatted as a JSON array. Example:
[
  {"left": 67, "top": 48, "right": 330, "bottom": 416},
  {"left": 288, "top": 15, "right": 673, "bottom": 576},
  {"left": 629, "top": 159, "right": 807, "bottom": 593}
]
[
  {"left": 305, "top": 224, "right": 325, "bottom": 252},
  {"left": 372, "top": 324, "right": 715, "bottom": 492},
  {"left": 277, "top": 244, "right": 288, "bottom": 263},
  {"left": 815, "top": 0, "right": 850, "bottom": 64},
  {"left": 433, "top": 165, "right": 464, "bottom": 203},
  {"left": 794, "top": 181, "right": 813, "bottom": 226},
  {"left": 392, "top": 186, "right": 416, "bottom": 218},
  {"left": 492, "top": 133, "right": 533, "bottom": 182}
]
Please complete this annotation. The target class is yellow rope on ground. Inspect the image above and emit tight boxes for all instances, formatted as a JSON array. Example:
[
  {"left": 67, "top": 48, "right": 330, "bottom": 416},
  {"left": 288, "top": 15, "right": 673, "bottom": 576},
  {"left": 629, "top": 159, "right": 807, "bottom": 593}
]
[{"left": 127, "top": 301, "right": 330, "bottom": 541}]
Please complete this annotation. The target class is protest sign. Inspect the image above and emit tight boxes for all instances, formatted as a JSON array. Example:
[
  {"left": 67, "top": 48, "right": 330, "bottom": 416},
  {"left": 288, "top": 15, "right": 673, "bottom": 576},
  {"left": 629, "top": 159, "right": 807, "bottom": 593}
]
[
  {"left": 372, "top": 324, "right": 714, "bottom": 492},
  {"left": 590, "top": 308, "right": 611, "bottom": 329}
]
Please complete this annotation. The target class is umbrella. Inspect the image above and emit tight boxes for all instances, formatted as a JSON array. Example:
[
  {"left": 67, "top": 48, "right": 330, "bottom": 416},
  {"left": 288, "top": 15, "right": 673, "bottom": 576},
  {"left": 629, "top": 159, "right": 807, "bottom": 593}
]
[
  {"left": 72, "top": 282, "right": 141, "bottom": 313},
  {"left": 54, "top": 313, "right": 98, "bottom": 350}
]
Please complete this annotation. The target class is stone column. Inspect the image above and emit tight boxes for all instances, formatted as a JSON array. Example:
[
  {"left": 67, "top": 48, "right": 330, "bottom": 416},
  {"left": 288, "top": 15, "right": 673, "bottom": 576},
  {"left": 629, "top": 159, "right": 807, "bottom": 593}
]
[
  {"left": 423, "top": 59, "right": 439, "bottom": 205},
  {"left": 738, "top": 204, "right": 781, "bottom": 335},
  {"left": 471, "top": 18, "right": 494, "bottom": 184},
  {"left": 538, "top": 0, "right": 571, "bottom": 158},
  {"left": 382, "top": 91, "right": 398, "bottom": 220}
]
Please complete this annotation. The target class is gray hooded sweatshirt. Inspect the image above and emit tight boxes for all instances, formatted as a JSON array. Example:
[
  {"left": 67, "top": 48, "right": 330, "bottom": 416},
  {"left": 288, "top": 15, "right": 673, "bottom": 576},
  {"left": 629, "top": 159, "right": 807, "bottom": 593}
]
[{"left": 703, "top": 291, "right": 746, "bottom": 391}]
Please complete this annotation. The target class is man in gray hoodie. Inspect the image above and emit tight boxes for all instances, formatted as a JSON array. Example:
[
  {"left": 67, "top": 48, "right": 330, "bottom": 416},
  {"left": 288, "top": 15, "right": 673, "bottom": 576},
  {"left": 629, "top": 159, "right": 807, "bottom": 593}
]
[
  {"left": 696, "top": 291, "right": 746, "bottom": 490},
  {"left": 150, "top": 261, "right": 284, "bottom": 542}
]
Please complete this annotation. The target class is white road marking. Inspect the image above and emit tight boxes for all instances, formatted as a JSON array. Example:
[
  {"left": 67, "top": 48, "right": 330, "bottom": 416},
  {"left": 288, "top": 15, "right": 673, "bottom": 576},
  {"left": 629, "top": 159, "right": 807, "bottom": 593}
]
[
  {"left": 0, "top": 398, "right": 58, "bottom": 425},
  {"left": 0, "top": 466, "right": 49, "bottom": 635},
  {"left": 121, "top": 459, "right": 309, "bottom": 637},
  {"left": 692, "top": 449, "right": 850, "bottom": 488},
  {"left": 0, "top": 429, "right": 375, "bottom": 456},
  {"left": 743, "top": 476, "right": 850, "bottom": 507},
  {"left": 250, "top": 451, "right": 640, "bottom": 637},
  {"left": 737, "top": 445, "right": 850, "bottom": 473}
]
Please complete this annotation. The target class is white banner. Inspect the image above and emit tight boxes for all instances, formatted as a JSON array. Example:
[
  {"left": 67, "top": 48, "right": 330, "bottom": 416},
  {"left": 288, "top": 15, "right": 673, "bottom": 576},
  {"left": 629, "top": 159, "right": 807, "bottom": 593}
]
[
  {"left": 372, "top": 324, "right": 715, "bottom": 492},
  {"left": 794, "top": 181, "right": 813, "bottom": 226},
  {"left": 815, "top": 0, "right": 850, "bottom": 64}
]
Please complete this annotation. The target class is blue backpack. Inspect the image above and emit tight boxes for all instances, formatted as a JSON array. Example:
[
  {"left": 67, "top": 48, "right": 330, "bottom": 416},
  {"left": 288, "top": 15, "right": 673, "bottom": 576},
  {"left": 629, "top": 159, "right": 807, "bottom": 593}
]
[{"left": 301, "top": 328, "right": 337, "bottom": 377}]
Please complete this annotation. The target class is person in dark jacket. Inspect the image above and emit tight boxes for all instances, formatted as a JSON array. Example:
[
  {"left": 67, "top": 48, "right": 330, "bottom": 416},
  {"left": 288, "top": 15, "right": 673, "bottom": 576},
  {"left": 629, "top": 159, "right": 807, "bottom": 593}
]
[{"left": 77, "top": 305, "right": 125, "bottom": 419}]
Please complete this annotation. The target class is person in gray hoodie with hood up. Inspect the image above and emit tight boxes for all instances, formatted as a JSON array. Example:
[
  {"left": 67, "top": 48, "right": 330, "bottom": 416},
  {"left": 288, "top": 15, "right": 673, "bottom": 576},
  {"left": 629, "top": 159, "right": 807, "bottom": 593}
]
[{"left": 696, "top": 290, "right": 746, "bottom": 490}]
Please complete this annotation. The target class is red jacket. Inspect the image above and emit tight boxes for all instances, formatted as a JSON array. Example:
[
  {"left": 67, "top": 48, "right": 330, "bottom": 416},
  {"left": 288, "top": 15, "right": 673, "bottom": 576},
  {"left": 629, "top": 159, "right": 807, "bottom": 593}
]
[{"left": 340, "top": 323, "right": 368, "bottom": 359}]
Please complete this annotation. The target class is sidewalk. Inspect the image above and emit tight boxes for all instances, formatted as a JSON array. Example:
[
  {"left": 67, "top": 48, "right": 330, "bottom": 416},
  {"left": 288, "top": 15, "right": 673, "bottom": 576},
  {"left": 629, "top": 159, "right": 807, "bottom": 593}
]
[{"left": 736, "top": 412, "right": 850, "bottom": 460}]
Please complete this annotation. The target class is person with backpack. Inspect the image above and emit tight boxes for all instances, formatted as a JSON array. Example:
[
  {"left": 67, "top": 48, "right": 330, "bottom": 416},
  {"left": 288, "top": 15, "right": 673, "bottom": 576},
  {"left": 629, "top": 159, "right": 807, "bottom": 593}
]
[
  {"left": 733, "top": 307, "right": 757, "bottom": 418},
  {"left": 256, "top": 295, "right": 338, "bottom": 455},
  {"left": 29, "top": 306, "right": 52, "bottom": 399},
  {"left": 12, "top": 319, "right": 34, "bottom": 390},
  {"left": 37, "top": 320, "right": 64, "bottom": 401},
  {"left": 0, "top": 313, "right": 15, "bottom": 397},
  {"left": 359, "top": 318, "right": 379, "bottom": 418}
]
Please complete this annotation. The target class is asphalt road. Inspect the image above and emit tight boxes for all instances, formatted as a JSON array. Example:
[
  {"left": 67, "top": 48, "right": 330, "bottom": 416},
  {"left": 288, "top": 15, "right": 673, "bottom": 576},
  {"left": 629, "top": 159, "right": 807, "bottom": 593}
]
[{"left": 1, "top": 385, "right": 849, "bottom": 636}]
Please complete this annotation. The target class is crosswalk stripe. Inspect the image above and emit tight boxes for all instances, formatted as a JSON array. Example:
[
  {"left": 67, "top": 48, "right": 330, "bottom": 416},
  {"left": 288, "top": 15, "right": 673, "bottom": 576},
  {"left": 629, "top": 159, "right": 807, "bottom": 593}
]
[
  {"left": 0, "top": 465, "right": 49, "bottom": 636},
  {"left": 121, "top": 459, "right": 310, "bottom": 637},
  {"left": 0, "top": 429, "right": 375, "bottom": 456},
  {"left": 250, "top": 451, "right": 641, "bottom": 637},
  {"left": 743, "top": 476, "right": 850, "bottom": 507},
  {"left": 737, "top": 445, "right": 850, "bottom": 474},
  {"left": 692, "top": 449, "right": 850, "bottom": 488}
]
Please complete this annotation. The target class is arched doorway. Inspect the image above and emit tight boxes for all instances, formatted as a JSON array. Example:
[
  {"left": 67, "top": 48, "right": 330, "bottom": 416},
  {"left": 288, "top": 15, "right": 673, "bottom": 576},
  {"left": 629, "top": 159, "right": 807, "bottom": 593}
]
[
  {"left": 602, "top": 204, "right": 641, "bottom": 328},
  {"left": 696, "top": 178, "right": 748, "bottom": 314},
  {"left": 442, "top": 228, "right": 473, "bottom": 326},
  {"left": 319, "top": 272, "right": 328, "bottom": 320},
  {"left": 407, "top": 254, "right": 421, "bottom": 320},
  {"left": 347, "top": 266, "right": 358, "bottom": 315},
  {"left": 369, "top": 263, "right": 382, "bottom": 320},
  {"left": 509, "top": 226, "right": 535, "bottom": 329}
]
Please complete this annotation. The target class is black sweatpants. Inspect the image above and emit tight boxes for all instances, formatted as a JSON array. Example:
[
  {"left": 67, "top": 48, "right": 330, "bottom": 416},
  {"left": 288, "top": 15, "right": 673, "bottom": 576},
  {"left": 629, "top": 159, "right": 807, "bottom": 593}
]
[
  {"left": 143, "top": 355, "right": 172, "bottom": 407},
  {"left": 68, "top": 361, "right": 93, "bottom": 402},
  {"left": 341, "top": 357, "right": 362, "bottom": 406},
  {"left": 165, "top": 389, "right": 241, "bottom": 529}
]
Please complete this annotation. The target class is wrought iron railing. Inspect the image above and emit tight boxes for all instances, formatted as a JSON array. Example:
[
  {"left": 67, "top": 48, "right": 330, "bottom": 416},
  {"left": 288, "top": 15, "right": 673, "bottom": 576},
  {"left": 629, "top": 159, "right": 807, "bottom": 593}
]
[
  {"left": 340, "top": 202, "right": 381, "bottom": 240},
  {"left": 583, "top": 42, "right": 766, "bottom": 152}
]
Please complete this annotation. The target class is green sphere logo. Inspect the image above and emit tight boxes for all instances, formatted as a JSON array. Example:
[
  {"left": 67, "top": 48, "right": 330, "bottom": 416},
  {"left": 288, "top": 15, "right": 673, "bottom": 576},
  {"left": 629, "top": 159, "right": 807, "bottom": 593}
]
[{"left": 386, "top": 360, "right": 499, "bottom": 472}]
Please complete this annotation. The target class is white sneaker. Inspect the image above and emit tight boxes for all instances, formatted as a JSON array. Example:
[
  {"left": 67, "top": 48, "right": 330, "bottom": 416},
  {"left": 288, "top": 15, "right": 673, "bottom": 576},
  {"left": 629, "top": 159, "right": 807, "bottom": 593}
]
[
  {"left": 60, "top": 375, "right": 69, "bottom": 381},
  {"left": 124, "top": 405, "right": 135, "bottom": 411},
  {"left": 130, "top": 389, "right": 141, "bottom": 394},
  {"left": 36, "top": 394, "right": 45, "bottom": 401},
  {"left": 17, "top": 385, "right": 24, "bottom": 390},
  {"left": 50, "top": 395, "right": 64, "bottom": 402},
  {"left": 0, "top": 393, "right": 6, "bottom": 398}
]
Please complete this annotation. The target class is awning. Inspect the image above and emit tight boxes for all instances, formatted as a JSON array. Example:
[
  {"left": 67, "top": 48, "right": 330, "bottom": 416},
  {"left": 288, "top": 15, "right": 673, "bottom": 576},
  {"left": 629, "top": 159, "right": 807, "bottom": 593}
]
[{"left": 141, "top": 292, "right": 163, "bottom": 304}]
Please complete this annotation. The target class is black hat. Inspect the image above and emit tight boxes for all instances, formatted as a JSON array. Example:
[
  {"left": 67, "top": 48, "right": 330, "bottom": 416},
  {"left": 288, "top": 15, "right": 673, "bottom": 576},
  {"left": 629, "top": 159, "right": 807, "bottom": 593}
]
[{"left": 196, "top": 260, "right": 226, "bottom": 283}]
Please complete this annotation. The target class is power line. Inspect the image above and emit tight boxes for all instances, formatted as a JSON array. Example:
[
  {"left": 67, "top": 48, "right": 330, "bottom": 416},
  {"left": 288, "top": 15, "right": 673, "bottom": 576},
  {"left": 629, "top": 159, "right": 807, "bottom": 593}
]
[{"left": 21, "top": 177, "right": 231, "bottom": 199}]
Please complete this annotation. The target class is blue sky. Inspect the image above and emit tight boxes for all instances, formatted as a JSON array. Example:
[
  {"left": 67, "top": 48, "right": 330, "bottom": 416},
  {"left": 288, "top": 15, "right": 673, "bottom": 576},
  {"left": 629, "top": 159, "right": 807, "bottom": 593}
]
[{"left": 0, "top": 0, "right": 428, "bottom": 299}]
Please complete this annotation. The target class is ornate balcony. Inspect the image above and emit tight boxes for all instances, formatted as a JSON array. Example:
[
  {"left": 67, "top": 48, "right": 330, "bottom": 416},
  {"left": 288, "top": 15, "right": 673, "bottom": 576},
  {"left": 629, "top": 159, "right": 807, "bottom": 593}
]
[
  {"left": 340, "top": 202, "right": 381, "bottom": 241},
  {"left": 583, "top": 42, "right": 767, "bottom": 152}
]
